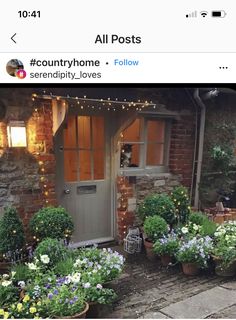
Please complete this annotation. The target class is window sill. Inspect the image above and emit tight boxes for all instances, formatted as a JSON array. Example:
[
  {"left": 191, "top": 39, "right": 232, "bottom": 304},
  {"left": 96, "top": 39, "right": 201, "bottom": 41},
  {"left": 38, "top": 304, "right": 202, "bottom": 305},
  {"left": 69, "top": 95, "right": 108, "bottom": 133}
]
[{"left": 119, "top": 166, "right": 170, "bottom": 177}]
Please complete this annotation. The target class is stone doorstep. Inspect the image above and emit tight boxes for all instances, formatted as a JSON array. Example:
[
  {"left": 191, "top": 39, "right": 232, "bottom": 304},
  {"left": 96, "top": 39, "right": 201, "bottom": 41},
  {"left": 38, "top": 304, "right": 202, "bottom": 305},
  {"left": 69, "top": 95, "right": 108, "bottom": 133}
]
[{"left": 160, "top": 286, "right": 236, "bottom": 319}]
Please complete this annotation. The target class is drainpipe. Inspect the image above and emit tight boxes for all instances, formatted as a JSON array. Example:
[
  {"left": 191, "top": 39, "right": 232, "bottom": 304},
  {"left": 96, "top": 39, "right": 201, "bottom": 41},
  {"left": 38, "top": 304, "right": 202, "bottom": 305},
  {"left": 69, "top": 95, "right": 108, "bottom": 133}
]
[{"left": 193, "top": 89, "right": 206, "bottom": 209}]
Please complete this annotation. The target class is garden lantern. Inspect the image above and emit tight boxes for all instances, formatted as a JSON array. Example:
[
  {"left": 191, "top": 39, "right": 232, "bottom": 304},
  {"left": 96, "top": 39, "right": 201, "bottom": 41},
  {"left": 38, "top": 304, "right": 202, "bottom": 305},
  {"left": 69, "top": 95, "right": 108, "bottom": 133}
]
[{"left": 7, "top": 121, "right": 27, "bottom": 147}]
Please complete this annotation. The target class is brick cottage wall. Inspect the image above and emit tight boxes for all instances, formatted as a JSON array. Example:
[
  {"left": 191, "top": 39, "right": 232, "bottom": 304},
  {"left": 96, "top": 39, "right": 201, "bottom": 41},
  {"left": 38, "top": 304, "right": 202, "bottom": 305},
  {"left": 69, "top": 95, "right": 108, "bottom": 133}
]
[
  {"left": 0, "top": 101, "right": 57, "bottom": 235},
  {"left": 116, "top": 112, "right": 196, "bottom": 242}
]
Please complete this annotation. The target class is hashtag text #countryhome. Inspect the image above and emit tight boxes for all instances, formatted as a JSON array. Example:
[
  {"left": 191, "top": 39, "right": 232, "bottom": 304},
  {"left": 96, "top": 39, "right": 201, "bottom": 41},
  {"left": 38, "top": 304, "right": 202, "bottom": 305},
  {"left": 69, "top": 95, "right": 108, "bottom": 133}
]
[
  {"left": 29, "top": 59, "right": 100, "bottom": 68},
  {"left": 29, "top": 71, "right": 102, "bottom": 79}
]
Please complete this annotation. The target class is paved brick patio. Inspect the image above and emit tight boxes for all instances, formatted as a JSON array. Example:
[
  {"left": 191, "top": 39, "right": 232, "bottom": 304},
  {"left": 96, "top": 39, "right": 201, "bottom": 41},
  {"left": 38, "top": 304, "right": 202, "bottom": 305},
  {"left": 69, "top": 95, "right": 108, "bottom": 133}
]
[{"left": 101, "top": 248, "right": 236, "bottom": 319}]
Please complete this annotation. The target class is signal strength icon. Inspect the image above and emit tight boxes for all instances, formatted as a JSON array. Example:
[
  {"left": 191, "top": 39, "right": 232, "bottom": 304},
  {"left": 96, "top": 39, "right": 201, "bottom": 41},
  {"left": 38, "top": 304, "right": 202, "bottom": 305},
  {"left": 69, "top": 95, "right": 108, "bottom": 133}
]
[
  {"left": 200, "top": 11, "right": 208, "bottom": 17},
  {"left": 186, "top": 11, "right": 197, "bottom": 18}
]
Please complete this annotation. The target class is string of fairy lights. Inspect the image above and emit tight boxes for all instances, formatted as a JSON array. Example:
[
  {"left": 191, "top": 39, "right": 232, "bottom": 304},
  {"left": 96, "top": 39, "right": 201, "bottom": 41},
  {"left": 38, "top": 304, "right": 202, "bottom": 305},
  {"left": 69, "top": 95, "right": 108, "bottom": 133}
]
[{"left": 32, "top": 92, "right": 157, "bottom": 111}]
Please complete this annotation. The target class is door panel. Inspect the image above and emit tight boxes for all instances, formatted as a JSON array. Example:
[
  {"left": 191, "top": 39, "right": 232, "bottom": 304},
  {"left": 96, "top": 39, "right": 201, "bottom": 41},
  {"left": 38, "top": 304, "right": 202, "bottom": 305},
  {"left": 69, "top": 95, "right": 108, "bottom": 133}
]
[{"left": 58, "top": 115, "right": 112, "bottom": 244}]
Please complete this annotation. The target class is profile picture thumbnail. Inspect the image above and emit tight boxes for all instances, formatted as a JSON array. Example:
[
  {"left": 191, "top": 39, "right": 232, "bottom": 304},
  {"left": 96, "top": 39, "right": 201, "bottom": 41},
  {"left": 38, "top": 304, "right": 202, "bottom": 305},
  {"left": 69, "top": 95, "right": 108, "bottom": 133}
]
[{"left": 6, "top": 59, "right": 25, "bottom": 77}]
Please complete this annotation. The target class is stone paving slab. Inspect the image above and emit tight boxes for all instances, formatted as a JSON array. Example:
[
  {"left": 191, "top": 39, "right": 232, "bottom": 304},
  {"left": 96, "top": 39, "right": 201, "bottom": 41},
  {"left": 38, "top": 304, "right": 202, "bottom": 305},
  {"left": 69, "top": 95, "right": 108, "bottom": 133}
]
[
  {"left": 139, "top": 311, "right": 170, "bottom": 319},
  {"left": 208, "top": 304, "right": 236, "bottom": 319},
  {"left": 160, "top": 286, "right": 236, "bottom": 319},
  {"left": 220, "top": 281, "right": 236, "bottom": 290}
]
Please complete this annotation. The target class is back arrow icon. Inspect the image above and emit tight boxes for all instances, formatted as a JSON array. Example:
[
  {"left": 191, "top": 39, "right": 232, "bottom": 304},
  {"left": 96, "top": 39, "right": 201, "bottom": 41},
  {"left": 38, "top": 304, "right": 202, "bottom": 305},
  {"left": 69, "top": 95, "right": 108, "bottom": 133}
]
[{"left": 11, "top": 33, "right": 17, "bottom": 44}]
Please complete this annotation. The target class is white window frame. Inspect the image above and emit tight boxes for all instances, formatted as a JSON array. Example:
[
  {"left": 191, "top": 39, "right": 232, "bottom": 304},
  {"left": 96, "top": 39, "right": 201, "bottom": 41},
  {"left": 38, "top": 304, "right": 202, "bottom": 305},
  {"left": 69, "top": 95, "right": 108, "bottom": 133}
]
[{"left": 119, "top": 117, "right": 171, "bottom": 175}]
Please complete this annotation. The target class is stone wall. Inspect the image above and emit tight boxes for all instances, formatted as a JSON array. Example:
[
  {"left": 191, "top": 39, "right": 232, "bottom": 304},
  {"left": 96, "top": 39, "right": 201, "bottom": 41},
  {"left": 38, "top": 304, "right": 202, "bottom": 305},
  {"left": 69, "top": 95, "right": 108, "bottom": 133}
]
[{"left": 0, "top": 99, "right": 57, "bottom": 233}]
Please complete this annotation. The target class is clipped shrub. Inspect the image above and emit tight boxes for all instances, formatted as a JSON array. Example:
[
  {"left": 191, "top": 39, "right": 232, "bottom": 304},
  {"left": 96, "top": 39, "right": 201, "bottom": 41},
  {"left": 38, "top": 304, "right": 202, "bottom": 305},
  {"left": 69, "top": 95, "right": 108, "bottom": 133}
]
[
  {"left": 29, "top": 206, "right": 74, "bottom": 241},
  {"left": 143, "top": 215, "right": 168, "bottom": 242},
  {"left": 138, "top": 194, "right": 176, "bottom": 224},
  {"left": 189, "top": 211, "right": 208, "bottom": 225},
  {"left": 170, "top": 186, "right": 191, "bottom": 224},
  {"left": 34, "top": 238, "right": 69, "bottom": 267},
  {"left": 0, "top": 207, "right": 25, "bottom": 260}
]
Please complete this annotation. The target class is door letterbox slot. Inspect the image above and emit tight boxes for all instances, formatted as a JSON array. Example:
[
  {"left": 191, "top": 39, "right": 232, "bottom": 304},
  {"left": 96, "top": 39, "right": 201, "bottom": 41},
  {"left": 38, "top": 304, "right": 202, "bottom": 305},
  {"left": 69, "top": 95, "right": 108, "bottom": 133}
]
[{"left": 77, "top": 185, "right": 97, "bottom": 194}]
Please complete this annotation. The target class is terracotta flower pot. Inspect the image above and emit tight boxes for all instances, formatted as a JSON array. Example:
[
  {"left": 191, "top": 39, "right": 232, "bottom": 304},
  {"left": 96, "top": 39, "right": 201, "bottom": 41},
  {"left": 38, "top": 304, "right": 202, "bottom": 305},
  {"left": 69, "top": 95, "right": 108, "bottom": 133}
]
[
  {"left": 62, "top": 302, "right": 89, "bottom": 319},
  {"left": 144, "top": 239, "right": 156, "bottom": 261},
  {"left": 87, "top": 302, "right": 113, "bottom": 319},
  {"left": 160, "top": 254, "right": 172, "bottom": 267},
  {"left": 182, "top": 262, "right": 200, "bottom": 276}
]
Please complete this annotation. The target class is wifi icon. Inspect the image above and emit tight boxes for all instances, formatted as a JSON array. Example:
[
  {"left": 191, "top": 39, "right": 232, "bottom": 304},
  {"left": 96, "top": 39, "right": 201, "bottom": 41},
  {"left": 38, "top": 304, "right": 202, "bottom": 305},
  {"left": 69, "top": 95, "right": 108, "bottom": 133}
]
[{"left": 200, "top": 11, "right": 208, "bottom": 17}]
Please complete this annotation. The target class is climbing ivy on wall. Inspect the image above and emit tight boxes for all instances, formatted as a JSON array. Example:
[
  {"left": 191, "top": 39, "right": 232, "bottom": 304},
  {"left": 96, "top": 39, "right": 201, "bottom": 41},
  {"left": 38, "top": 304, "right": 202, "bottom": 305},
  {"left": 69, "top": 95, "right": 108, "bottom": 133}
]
[{"left": 199, "top": 106, "right": 236, "bottom": 208}]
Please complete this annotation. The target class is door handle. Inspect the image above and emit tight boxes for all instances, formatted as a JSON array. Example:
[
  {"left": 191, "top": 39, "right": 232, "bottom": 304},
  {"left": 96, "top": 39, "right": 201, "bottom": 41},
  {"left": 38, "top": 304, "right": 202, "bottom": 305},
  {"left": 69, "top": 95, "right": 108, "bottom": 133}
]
[{"left": 64, "top": 189, "right": 70, "bottom": 194}]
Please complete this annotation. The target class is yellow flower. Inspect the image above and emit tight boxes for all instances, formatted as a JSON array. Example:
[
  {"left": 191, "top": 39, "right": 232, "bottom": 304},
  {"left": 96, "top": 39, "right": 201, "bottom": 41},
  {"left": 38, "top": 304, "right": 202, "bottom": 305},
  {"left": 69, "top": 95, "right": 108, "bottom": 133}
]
[
  {"left": 29, "top": 307, "right": 37, "bottom": 314},
  {"left": 17, "top": 303, "right": 23, "bottom": 311},
  {"left": 0, "top": 309, "right": 5, "bottom": 316},
  {"left": 37, "top": 301, "right": 41, "bottom": 306},
  {"left": 23, "top": 294, "right": 30, "bottom": 302},
  {"left": 4, "top": 312, "right": 9, "bottom": 319}
]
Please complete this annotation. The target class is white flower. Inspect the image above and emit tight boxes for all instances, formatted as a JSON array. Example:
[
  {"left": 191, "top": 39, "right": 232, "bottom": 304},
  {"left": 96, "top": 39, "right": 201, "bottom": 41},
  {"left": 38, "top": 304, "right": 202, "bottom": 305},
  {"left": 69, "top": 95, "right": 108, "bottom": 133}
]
[
  {"left": 1, "top": 280, "right": 12, "bottom": 287},
  {"left": 192, "top": 224, "right": 199, "bottom": 231},
  {"left": 40, "top": 255, "right": 50, "bottom": 264},
  {"left": 18, "top": 281, "right": 26, "bottom": 289},
  {"left": 27, "top": 263, "right": 38, "bottom": 270},
  {"left": 2, "top": 274, "right": 9, "bottom": 279},
  {"left": 83, "top": 282, "right": 91, "bottom": 289},
  {"left": 181, "top": 227, "right": 188, "bottom": 234},
  {"left": 71, "top": 273, "right": 81, "bottom": 283},
  {"left": 73, "top": 259, "right": 81, "bottom": 268},
  {"left": 11, "top": 271, "right": 16, "bottom": 278},
  {"left": 96, "top": 284, "right": 103, "bottom": 289}
]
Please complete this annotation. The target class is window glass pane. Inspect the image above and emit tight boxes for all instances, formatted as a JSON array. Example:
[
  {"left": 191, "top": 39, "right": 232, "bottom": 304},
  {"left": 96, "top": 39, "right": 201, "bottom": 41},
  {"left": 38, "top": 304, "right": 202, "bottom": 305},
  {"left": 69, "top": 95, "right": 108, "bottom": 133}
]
[
  {"left": 94, "top": 150, "right": 105, "bottom": 180},
  {"left": 64, "top": 150, "right": 78, "bottom": 181},
  {"left": 123, "top": 119, "right": 140, "bottom": 142},
  {"left": 147, "top": 120, "right": 165, "bottom": 143},
  {"left": 92, "top": 117, "right": 104, "bottom": 149},
  {"left": 78, "top": 116, "right": 91, "bottom": 149},
  {"left": 79, "top": 150, "right": 91, "bottom": 181},
  {"left": 64, "top": 116, "right": 77, "bottom": 148},
  {"left": 146, "top": 143, "right": 164, "bottom": 166},
  {"left": 120, "top": 143, "right": 140, "bottom": 168}
]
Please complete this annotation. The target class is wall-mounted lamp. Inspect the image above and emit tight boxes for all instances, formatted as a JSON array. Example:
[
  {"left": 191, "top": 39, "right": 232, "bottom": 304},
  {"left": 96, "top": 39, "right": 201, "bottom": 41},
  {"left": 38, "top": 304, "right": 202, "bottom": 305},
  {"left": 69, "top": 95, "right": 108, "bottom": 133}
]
[{"left": 7, "top": 121, "right": 27, "bottom": 147}]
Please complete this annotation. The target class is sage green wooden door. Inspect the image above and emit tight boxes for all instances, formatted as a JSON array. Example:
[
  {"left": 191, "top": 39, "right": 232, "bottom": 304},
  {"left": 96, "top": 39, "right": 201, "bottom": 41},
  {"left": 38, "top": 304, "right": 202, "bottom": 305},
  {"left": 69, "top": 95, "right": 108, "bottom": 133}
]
[{"left": 56, "top": 115, "right": 112, "bottom": 245}]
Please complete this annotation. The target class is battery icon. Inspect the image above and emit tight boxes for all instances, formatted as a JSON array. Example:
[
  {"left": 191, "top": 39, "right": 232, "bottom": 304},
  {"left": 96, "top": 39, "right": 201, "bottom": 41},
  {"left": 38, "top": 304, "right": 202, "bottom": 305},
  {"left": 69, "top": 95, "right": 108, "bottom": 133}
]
[{"left": 212, "top": 10, "right": 226, "bottom": 18}]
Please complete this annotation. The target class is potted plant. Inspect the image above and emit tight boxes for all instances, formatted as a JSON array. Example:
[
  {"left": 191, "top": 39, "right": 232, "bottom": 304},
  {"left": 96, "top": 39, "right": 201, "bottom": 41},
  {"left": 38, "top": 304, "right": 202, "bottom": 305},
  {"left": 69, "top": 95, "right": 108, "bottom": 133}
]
[
  {"left": 170, "top": 185, "right": 191, "bottom": 224},
  {"left": 143, "top": 215, "right": 168, "bottom": 261},
  {"left": 138, "top": 194, "right": 176, "bottom": 225},
  {"left": 0, "top": 207, "right": 25, "bottom": 271},
  {"left": 153, "top": 231, "right": 179, "bottom": 266},
  {"left": 29, "top": 206, "right": 74, "bottom": 243},
  {"left": 176, "top": 236, "right": 213, "bottom": 275},
  {"left": 212, "top": 221, "right": 236, "bottom": 277}
]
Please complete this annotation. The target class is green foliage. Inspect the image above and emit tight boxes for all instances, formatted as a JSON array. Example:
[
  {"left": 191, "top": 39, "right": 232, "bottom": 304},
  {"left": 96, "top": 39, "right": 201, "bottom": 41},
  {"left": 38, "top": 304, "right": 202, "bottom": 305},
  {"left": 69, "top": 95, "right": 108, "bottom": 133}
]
[
  {"left": 138, "top": 194, "right": 176, "bottom": 224},
  {"left": 153, "top": 233, "right": 179, "bottom": 256},
  {"left": 170, "top": 186, "right": 191, "bottom": 224},
  {"left": 11, "top": 264, "right": 31, "bottom": 282},
  {"left": 85, "top": 286, "right": 117, "bottom": 304},
  {"left": 189, "top": 211, "right": 207, "bottom": 225},
  {"left": 0, "top": 207, "right": 25, "bottom": 259},
  {"left": 0, "top": 283, "right": 18, "bottom": 307},
  {"left": 143, "top": 215, "right": 168, "bottom": 242},
  {"left": 53, "top": 257, "right": 75, "bottom": 276},
  {"left": 34, "top": 238, "right": 69, "bottom": 268},
  {"left": 29, "top": 206, "right": 74, "bottom": 241},
  {"left": 200, "top": 219, "right": 217, "bottom": 237},
  {"left": 41, "top": 286, "right": 86, "bottom": 318}
]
